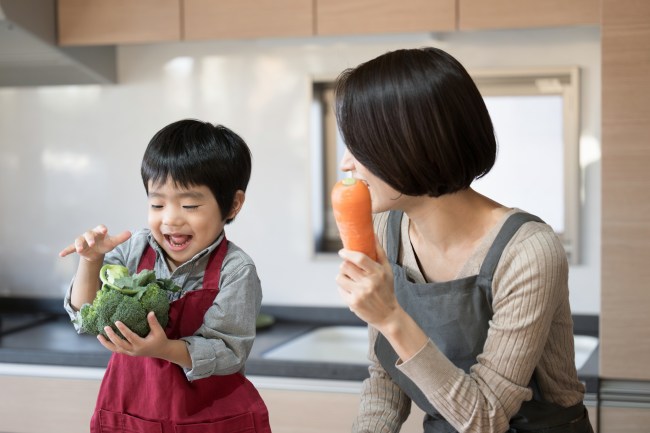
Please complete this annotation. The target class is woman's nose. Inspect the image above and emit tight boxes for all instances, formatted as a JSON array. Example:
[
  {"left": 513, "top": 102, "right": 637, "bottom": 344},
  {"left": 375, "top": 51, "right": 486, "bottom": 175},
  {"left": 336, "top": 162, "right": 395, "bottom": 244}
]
[{"left": 339, "top": 149, "right": 355, "bottom": 172}]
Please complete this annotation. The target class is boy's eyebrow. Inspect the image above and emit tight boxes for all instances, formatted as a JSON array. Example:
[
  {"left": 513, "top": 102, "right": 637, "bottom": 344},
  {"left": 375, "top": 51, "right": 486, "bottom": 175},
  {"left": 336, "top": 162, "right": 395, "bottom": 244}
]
[
  {"left": 148, "top": 190, "right": 206, "bottom": 199},
  {"left": 177, "top": 190, "right": 206, "bottom": 199}
]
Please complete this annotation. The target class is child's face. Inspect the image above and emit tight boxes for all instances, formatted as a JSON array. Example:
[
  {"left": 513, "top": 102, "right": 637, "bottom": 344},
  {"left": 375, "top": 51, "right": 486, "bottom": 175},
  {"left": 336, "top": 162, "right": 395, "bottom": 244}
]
[{"left": 147, "top": 178, "right": 226, "bottom": 271}]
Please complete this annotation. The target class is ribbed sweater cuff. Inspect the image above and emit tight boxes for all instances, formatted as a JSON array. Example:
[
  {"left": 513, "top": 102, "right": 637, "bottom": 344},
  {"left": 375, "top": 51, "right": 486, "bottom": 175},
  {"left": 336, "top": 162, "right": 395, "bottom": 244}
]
[{"left": 397, "top": 339, "right": 459, "bottom": 390}]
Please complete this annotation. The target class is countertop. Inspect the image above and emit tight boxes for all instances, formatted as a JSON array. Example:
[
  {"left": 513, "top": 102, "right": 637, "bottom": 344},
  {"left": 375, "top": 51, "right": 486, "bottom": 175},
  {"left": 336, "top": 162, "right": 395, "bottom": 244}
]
[{"left": 0, "top": 299, "right": 599, "bottom": 393}]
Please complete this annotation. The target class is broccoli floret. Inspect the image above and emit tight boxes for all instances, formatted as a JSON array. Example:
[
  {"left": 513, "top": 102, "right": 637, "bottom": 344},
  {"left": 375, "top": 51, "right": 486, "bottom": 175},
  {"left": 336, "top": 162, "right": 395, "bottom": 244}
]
[
  {"left": 111, "top": 295, "right": 149, "bottom": 338},
  {"left": 77, "top": 266, "right": 180, "bottom": 340},
  {"left": 141, "top": 283, "right": 171, "bottom": 329},
  {"left": 78, "top": 303, "right": 98, "bottom": 335},
  {"left": 95, "top": 288, "right": 123, "bottom": 335}
]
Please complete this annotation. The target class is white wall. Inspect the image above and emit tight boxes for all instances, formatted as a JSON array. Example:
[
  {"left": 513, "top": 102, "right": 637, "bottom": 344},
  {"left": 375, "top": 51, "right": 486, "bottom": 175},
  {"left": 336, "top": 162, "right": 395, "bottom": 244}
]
[{"left": 0, "top": 26, "right": 600, "bottom": 313}]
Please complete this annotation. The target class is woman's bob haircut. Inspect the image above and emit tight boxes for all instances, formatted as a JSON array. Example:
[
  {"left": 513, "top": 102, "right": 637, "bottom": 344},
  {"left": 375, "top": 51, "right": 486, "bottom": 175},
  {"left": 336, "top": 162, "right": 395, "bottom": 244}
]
[{"left": 334, "top": 47, "right": 497, "bottom": 197}]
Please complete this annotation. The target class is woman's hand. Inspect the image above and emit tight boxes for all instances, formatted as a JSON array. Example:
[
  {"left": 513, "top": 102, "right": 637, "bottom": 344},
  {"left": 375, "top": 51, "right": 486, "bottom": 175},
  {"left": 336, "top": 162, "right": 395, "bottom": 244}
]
[
  {"left": 98, "top": 312, "right": 192, "bottom": 368},
  {"left": 337, "top": 240, "right": 429, "bottom": 361},
  {"left": 59, "top": 224, "right": 131, "bottom": 263},
  {"left": 336, "top": 240, "right": 401, "bottom": 330}
]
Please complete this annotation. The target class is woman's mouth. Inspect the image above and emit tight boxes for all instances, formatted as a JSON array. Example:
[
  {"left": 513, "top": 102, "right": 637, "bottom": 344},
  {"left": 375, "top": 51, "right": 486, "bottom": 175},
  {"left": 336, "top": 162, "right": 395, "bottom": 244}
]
[{"left": 165, "top": 234, "right": 192, "bottom": 251}]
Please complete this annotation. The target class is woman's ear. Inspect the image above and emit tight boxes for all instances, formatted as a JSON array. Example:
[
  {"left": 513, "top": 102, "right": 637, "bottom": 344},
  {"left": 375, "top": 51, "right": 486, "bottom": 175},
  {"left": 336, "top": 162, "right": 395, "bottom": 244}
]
[{"left": 226, "top": 190, "right": 246, "bottom": 221}]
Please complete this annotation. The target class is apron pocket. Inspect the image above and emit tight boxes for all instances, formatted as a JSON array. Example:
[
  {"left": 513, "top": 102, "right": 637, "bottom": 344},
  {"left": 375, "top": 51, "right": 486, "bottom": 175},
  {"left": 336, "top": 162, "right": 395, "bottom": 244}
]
[
  {"left": 99, "top": 409, "right": 163, "bottom": 433},
  {"left": 174, "top": 412, "right": 255, "bottom": 433}
]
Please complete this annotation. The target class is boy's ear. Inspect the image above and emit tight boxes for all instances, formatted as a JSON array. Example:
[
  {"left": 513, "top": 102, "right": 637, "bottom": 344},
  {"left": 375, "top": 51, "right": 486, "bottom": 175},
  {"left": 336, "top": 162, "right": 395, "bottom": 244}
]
[{"left": 226, "top": 190, "right": 246, "bottom": 220}]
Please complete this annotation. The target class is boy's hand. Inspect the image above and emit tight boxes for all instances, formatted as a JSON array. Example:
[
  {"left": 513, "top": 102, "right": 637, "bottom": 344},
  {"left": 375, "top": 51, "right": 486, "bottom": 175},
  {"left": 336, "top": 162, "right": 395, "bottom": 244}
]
[
  {"left": 98, "top": 312, "right": 192, "bottom": 369},
  {"left": 59, "top": 225, "right": 131, "bottom": 262}
]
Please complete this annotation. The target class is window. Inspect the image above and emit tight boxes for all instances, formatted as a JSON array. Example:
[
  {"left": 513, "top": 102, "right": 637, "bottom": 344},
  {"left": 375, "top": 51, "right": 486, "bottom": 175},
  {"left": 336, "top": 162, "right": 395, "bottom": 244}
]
[{"left": 312, "top": 67, "right": 581, "bottom": 264}]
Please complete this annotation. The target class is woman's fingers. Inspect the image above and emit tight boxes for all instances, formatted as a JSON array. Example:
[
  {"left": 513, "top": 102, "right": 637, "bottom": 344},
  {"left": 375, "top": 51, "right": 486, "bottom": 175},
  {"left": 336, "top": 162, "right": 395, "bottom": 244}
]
[
  {"left": 339, "top": 259, "right": 365, "bottom": 282},
  {"left": 374, "top": 239, "right": 389, "bottom": 264}
]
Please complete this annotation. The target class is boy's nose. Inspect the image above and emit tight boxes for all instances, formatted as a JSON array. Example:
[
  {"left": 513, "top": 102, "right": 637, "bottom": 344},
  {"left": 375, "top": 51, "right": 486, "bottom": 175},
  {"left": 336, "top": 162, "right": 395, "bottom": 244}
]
[
  {"left": 162, "top": 208, "right": 183, "bottom": 226},
  {"left": 339, "top": 149, "right": 355, "bottom": 172}
]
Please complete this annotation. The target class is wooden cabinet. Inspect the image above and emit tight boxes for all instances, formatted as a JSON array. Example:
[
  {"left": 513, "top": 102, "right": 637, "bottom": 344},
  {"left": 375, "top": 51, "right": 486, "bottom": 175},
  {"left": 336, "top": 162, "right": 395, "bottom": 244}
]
[
  {"left": 183, "top": 0, "right": 313, "bottom": 41},
  {"left": 315, "top": 0, "right": 456, "bottom": 36},
  {"left": 57, "top": 0, "right": 181, "bottom": 46},
  {"left": 458, "top": 0, "right": 600, "bottom": 30},
  {"left": 600, "top": 0, "right": 650, "bottom": 381},
  {"left": 600, "top": 406, "right": 650, "bottom": 432},
  {"left": 0, "top": 374, "right": 101, "bottom": 433},
  {"left": 56, "top": 0, "right": 606, "bottom": 45},
  {"left": 258, "top": 385, "right": 427, "bottom": 433}
]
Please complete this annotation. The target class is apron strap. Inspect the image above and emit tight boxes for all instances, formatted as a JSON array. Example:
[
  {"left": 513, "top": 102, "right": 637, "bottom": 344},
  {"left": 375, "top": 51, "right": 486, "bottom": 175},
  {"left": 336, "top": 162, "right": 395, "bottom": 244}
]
[
  {"left": 386, "top": 210, "right": 404, "bottom": 264},
  {"left": 477, "top": 212, "right": 544, "bottom": 306},
  {"left": 202, "top": 236, "right": 228, "bottom": 290},
  {"left": 478, "top": 212, "right": 544, "bottom": 281},
  {"left": 137, "top": 242, "right": 156, "bottom": 272}
]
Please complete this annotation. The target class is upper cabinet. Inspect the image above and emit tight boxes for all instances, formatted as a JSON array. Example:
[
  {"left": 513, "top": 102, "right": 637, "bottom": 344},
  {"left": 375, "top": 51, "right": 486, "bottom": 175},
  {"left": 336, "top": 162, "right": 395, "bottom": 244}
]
[
  {"left": 316, "top": 0, "right": 456, "bottom": 36},
  {"left": 58, "top": 0, "right": 181, "bottom": 46},
  {"left": 57, "top": 0, "right": 602, "bottom": 46},
  {"left": 183, "top": 0, "right": 313, "bottom": 41},
  {"left": 459, "top": 0, "right": 600, "bottom": 30}
]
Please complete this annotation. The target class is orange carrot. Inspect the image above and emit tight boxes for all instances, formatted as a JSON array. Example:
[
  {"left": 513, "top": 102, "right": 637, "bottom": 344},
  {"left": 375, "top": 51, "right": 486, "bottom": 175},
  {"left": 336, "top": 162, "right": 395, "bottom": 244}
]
[{"left": 331, "top": 178, "right": 377, "bottom": 261}]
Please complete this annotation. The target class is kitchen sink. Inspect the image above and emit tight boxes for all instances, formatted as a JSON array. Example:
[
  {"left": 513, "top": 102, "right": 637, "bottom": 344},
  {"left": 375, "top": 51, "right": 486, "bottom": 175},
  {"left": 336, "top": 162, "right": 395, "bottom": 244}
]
[
  {"left": 573, "top": 334, "right": 599, "bottom": 370},
  {"left": 262, "top": 326, "right": 599, "bottom": 370},
  {"left": 263, "top": 326, "right": 370, "bottom": 365}
]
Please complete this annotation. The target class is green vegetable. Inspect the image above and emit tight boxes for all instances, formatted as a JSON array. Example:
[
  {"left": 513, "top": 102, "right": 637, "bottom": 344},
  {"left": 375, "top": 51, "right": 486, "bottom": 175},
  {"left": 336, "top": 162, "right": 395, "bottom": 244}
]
[{"left": 76, "top": 264, "right": 180, "bottom": 339}]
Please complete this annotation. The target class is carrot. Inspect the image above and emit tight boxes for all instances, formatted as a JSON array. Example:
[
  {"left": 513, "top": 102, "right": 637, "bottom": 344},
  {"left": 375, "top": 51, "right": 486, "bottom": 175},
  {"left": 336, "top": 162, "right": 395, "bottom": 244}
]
[{"left": 331, "top": 177, "right": 377, "bottom": 261}]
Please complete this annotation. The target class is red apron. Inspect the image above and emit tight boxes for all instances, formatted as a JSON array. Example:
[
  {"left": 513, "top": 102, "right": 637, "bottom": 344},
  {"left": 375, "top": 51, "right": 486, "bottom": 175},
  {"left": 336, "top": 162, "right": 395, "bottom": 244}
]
[{"left": 90, "top": 238, "right": 272, "bottom": 433}]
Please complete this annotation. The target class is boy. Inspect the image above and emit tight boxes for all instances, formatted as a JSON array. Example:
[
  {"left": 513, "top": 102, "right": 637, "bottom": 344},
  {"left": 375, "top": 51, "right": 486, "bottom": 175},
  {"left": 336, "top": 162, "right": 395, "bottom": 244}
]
[{"left": 60, "top": 119, "right": 271, "bottom": 432}]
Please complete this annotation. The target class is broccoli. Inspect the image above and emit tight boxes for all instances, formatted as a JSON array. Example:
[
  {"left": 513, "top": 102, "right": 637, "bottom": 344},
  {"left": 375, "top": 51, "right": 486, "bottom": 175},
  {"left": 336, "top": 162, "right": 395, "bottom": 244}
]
[
  {"left": 140, "top": 283, "right": 172, "bottom": 329},
  {"left": 75, "top": 264, "right": 180, "bottom": 339}
]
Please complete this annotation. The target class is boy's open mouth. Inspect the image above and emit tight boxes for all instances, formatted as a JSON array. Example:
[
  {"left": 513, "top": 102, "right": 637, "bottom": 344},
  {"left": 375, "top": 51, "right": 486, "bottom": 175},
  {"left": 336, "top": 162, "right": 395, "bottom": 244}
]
[{"left": 165, "top": 234, "right": 192, "bottom": 251}]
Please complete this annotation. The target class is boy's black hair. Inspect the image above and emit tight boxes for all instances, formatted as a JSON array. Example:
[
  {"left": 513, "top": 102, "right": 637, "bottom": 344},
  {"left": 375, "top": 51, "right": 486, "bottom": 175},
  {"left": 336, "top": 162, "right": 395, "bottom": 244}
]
[
  {"left": 141, "top": 119, "right": 251, "bottom": 223},
  {"left": 334, "top": 47, "right": 497, "bottom": 197}
]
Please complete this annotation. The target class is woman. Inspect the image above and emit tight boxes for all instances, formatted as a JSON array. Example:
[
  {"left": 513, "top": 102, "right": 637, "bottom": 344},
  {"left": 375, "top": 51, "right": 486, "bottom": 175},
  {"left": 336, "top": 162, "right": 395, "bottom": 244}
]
[{"left": 334, "top": 47, "right": 593, "bottom": 433}]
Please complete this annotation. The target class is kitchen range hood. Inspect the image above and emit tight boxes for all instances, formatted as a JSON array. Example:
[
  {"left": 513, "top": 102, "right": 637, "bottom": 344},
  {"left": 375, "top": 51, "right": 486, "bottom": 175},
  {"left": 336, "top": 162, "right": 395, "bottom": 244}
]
[{"left": 0, "top": 0, "right": 116, "bottom": 87}]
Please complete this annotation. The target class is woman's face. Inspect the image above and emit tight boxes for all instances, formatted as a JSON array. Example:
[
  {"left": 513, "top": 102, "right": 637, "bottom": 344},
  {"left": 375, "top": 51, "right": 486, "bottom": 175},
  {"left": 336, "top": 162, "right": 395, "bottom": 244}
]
[{"left": 339, "top": 149, "right": 404, "bottom": 213}]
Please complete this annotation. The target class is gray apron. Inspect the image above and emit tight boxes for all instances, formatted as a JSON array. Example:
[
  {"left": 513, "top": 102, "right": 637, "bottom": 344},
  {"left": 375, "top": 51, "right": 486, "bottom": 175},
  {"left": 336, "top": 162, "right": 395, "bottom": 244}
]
[{"left": 375, "top": 211, "right": 593, "bottom": 433}]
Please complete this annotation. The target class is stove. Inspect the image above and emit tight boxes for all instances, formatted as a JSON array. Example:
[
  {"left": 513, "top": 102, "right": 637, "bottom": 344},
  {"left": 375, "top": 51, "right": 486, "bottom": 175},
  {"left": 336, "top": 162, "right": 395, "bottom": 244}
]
[{"left": 0, "top": 297, "right": 61, "bottom": 338}]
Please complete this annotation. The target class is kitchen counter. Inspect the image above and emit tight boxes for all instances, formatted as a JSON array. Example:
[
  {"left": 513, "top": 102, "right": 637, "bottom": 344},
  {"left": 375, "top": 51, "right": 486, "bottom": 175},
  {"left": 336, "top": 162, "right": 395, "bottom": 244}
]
[
  {"left": 0, "top": 299, "right": 599, "bottom": 393},
  {"left": 0, "top": 301, "right": 371, "bottom": 380}
]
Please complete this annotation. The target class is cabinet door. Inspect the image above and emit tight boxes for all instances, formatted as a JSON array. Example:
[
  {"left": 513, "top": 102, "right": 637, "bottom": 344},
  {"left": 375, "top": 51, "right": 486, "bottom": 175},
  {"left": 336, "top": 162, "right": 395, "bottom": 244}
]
[
  {"left": 183, "top": 0, "right": 313, "bottom": 41},
  {"left": 459, "top": 0, "right": 599, "bottom": 30},
  {"left": 58, "top": 0, "right": 181, "bottom": 46},
  {"left": 316, "top": 0, "right": 456, "bottom": 36},
  {"left": 0, "top": 375, "right": 101, "bottom": 433},
  {"left": 600, "top": 406, "right": 650, "bottom": 433},
  {"left": 601, "top": 0, "right": 650, "bottom": 380},
  {"left": 258, "top": 387, "right": 427, "bottom": 433}
]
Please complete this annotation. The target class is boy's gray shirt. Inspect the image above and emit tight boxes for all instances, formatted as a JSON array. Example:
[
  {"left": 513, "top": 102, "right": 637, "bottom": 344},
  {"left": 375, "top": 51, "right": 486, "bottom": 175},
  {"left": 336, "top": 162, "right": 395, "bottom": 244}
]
[{"left": 63, "top": 229, "right": 262, "bottom": 382}]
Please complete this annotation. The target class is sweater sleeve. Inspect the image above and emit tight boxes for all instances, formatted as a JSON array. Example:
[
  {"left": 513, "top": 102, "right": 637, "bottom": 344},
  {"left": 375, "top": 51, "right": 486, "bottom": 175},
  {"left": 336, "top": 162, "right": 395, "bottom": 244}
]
[
  {"left": 396, "top": 225, "right": 569, "bottom": 433},
  {"left": 352, "top": 326, "right": 412, "bottom": 433}
]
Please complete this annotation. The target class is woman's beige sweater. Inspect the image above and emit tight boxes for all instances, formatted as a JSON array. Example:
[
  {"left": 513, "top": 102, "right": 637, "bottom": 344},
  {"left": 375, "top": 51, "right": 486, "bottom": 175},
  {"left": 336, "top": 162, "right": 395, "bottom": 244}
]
[{"left": 352, "top": 209, "right": 585, "bottom": 433}]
